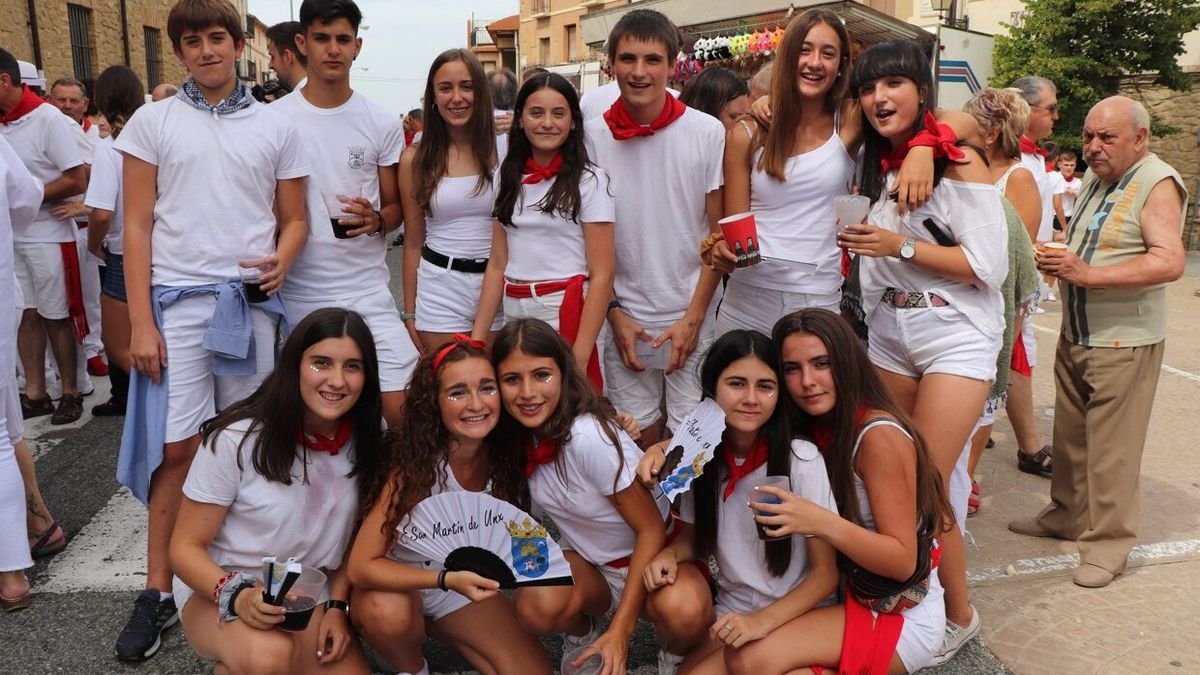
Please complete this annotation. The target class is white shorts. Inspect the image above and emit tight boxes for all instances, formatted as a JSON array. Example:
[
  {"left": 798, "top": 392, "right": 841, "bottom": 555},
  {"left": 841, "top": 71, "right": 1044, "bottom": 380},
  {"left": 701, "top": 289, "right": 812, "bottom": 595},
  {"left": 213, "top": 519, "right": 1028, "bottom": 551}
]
[
  {"left": 4, "top": 380, "right": 23, "bottom": 445},
  {"left": 894, "top": 570, "right": 946, "bottom": 671},
  {"left": 1020, "top": 315, "right": 1037, "bottom": 370},
  {"left": 415, "top": 258, "right": 503, "bottom": 333},
  {"left": 596, "top": 563, "right": 628, "bottom": 612},
  {"left": 603, "top": 317, "right": 712, "bottom": 432},
  {"left": 502, "top": 286, "right": 566, "bottom": 330},
  {"left": 161, "top": 295, "right": 278, "bottom": 443},
  {"left": 716, "top": 279, "right": 840, "bottom": 336},
  {"left": 13, "top": 242, "right": 69, "bottom": 320},
  {"left": 420, "top": 583, "right": 474, "bottom": 621},
  {"left": 282, "top": 288, "right": 419, "bottom": 392},
  {"left": 868, "top": 304, "right": 999, "bottom": 383}
]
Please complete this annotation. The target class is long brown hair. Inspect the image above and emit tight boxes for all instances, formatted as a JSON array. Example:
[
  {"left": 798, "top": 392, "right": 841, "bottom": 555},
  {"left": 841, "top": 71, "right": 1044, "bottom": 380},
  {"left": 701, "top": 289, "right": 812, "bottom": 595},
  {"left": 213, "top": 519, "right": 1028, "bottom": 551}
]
[
  {"left": 365, "top": 341, "right": 526, "bottom": 539},
  {"left": 93, "top": 65, "right": 143, "bottom": 139},
  {"left": 758, "top": 9, "right": 851, "bottom": 181},
  {"left": 415, "top": 48, "right": 496, "bottom": 213},
  {"left": 492, "top": 319, "right": 627, "bottom": 496},
  {"left": 771, "top": 309, "right": 951, "bottom": 534}
]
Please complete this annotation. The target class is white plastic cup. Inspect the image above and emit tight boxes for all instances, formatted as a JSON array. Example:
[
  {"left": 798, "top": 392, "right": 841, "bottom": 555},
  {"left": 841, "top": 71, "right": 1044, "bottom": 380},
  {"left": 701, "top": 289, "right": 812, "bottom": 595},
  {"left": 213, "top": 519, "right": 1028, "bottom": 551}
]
[
  {"left": 561, "top": 645, "right": 603, "bottom": 675},
  {"left": 320, "top": 182, "right": 364, "bottom": 239},
  {"left": 833, "top": 195, "right": 871, "bottom": 233},
  {"left": 276, "top": 566, "right": 326, "bottom": 632}
]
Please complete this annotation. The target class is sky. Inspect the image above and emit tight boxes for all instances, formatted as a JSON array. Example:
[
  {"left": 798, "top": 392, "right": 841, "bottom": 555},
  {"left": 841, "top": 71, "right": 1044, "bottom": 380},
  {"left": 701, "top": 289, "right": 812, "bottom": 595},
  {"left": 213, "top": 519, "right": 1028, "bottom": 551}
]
[{"left": 249, "top": 0, "right": 518, "bottom": 115}]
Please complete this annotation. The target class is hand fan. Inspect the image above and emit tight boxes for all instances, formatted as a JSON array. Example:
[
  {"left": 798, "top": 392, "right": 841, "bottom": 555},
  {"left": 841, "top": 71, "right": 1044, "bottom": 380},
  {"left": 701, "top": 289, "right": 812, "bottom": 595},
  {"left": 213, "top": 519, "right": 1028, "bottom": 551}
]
[
  {"left": 394, "top": 492, "right": 573, "bottom": 590},
  {"left": 658, "top": 398, "right": 727, "bottom": 502}
]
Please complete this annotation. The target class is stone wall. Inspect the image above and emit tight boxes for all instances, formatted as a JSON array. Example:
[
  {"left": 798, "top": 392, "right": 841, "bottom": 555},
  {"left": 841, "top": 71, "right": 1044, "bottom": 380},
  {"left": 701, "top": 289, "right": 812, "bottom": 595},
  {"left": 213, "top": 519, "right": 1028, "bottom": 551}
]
[
  {"left": 8, "top": 0, "right": 189, "bottom": 94},
  {"left": 1120, "top": 73, "right": 1200, "bottom": 248}
]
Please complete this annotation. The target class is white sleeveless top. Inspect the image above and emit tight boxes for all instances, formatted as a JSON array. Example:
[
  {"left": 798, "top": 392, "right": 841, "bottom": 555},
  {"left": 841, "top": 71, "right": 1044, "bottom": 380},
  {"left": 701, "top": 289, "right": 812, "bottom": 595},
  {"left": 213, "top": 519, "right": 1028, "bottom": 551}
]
[
  {"left": 734, "top": 118, "right": 855, "bottom": 295},
  {"left": 851, "top": 419, "right": 913, "bottom": 532},
  {"left": 994, "top": 162, "right": 1032, "bottom": 195},
  {"left": 423, "top": 175, "right": 496, "bottom": 260},
  {"left": 387, "top": 459, "right": 489, "bottom": 565}
]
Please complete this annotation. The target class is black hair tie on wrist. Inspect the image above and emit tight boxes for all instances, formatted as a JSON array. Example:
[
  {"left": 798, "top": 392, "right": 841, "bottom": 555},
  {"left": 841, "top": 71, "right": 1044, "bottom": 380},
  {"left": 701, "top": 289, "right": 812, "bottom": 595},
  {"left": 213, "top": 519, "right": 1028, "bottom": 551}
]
[{"left": 437, "top": 569, "right": 449, "bottom": 592}]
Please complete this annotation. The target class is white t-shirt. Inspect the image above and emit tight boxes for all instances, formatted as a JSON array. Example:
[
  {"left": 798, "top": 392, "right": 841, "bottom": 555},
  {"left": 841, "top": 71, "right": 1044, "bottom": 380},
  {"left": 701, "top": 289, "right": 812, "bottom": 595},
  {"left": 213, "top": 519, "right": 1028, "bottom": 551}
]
[
  {"left": 115, "top": 97, "right": 309, "bottom": 286},
  {"left": 578, "top": 81, "right": 680, "bottom": 121},
  {"left": 860, "top": 176, "right": 1008, "bottom": 336},
  {"left": 83, "top": 136, "right": 125, "bottom": 254},
  {"left": 528, "top": 414, "right": 668, "bottom": 566},
  {"left": 1048, "top": 171, "right": 1081, "bottom": 218},
  {"left": 1019, "top": 151, "right": 1054, "bottom": 241},
  {"left": 271, "top": 90, "right": 403, "bottom": 301},
  {"left": 584, "top": 107, "right": 725, "bottom": 323},
  {"left": 679, "top": 440, "right": 837, "bottom": 615},
  {"left": 1, "top": 134, "right": 45, "bottom": 375},
  {"left": 503, "top": 166, "right": 614, "bottom": 281},
  {"left": 0, "top": 103, "right": 86, "bottom": 243},
  {"left": 178, "top": 419, "right": 359, "bottom": 602}
]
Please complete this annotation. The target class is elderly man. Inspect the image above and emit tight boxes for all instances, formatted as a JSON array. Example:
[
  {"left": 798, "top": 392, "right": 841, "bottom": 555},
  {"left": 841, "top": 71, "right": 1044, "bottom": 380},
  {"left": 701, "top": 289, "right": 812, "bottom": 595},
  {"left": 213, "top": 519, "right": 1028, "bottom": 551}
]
[
  {"left": 1009, "top": 96, "right": 1187, "bottom": 588},
  {"left": 149, "top": 83, "right": 178, "bottom": 102}
]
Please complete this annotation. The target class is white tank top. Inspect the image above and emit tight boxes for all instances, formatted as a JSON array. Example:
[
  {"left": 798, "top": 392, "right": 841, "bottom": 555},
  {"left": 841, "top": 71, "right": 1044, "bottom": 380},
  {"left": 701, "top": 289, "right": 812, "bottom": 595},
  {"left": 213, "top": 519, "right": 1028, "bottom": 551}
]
[
  {"left": 994, "top": 162, "right": 1031, "bottom": 195},
  {"left": 386, "top": 459, "right": 490, "bottom": 565},
  {"left": 735, "top": 122, "right": 855, "bottom": 295},
  {"left": 424, "top": 175, "right": 496, "bottom": 260}
]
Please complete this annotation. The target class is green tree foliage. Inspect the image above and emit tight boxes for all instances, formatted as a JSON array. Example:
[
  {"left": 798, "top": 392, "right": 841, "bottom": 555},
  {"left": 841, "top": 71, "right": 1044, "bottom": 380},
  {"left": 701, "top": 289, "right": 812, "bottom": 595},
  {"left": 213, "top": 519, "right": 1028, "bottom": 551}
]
[{"left": 992, "top": 0, "right": 1200, "bottom": 149}]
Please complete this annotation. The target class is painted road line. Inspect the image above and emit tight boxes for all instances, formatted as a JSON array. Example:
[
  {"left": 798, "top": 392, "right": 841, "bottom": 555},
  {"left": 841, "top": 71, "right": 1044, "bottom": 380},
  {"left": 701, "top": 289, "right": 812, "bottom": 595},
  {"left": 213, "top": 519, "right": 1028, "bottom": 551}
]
[
  {"left": 969, "top": 538, "right": 1200, "bottom": 584},
  {"left": 1030, "top": 323, "right": 1200, "bottom": 384},
  {"left": 38, "top": 489, "right": 148, "bottom": 594}
]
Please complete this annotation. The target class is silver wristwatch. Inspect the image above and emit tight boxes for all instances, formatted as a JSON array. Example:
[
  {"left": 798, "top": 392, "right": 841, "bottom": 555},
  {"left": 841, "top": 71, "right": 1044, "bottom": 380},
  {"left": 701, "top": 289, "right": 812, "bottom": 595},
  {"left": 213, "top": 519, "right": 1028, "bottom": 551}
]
[{"left": 899, "top": 237, "right": 917, "bottom": 262}]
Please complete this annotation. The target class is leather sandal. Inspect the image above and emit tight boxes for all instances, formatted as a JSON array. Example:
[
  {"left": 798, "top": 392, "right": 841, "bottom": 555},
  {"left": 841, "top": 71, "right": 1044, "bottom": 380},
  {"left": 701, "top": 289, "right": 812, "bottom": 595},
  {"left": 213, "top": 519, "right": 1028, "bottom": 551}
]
[
  {"left": 29, "top": 520, "right": 67, "bottom": 559},
  {"left": 1, "top": 589, "right": 32, "bottom": 612},
  {"left": 1017, "top": 445, "right": 1053, "bottom": 478}
]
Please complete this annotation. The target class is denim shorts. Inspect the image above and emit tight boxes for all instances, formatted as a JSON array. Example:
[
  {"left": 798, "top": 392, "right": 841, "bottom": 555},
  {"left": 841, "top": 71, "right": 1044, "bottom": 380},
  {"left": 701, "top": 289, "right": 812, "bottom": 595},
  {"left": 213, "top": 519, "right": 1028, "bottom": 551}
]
[{"left": 101, "top": 251, "right": 127, "bottom": 302}]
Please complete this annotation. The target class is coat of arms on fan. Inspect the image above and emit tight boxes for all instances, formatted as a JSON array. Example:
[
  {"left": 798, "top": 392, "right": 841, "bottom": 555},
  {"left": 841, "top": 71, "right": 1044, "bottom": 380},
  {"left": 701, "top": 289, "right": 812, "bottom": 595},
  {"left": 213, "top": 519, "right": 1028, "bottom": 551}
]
[{"left": 396, "top": 492, "right": 574, "bottom": 590}]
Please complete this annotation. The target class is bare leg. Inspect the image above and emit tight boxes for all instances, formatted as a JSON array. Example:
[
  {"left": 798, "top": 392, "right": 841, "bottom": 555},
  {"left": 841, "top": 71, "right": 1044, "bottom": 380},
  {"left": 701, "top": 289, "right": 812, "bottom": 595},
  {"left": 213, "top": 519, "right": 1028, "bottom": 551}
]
[
  {"left": 18, "top": 310, "right": 48, "bottom": 399},
  {"left": 43, "top": 317, "right": 78, "bottom": 395},
  {"left": 1006, "top": 371, "right": 1046, "bottom": 456},
  {"left": 435, "top": 595, "right": 552, "bottom": 675},
  {"left": 146, "top": 436, "right": 199, "bottom": 592},
  {"left": 967, "top": 423, "right": 992, "bottom": 479},
  {"left": 381, "top": 390, "right": 407, "bottom": 429},
  {"left": 349, "top": 588, "right": 426, "bottom": 673},
  {"left": 637, "top": 417, "right": 666, "bottom": 450},
  {"left": 515, "top": 551, "right": 610, "bottom": 635},
  {"left": 722, "top": 604, "right": 906, "bottom": 675},
  {"left": 644, "top": 563, "right": 714, "bottom": 655},
  {"left": 0, "top": 571, "right": 30, "bottom": 601},
  {"left": 100, "top": 295, "right": 132, "bottom": 372},
  {"left": 14, "top": 439, "right": 58, "bottom": 540}
]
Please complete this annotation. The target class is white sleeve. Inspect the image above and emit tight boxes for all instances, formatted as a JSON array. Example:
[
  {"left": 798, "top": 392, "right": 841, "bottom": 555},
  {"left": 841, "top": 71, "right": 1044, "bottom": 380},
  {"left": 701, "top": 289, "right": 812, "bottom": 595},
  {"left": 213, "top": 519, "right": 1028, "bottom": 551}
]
[
  {"left": 789, "top": 441, "right": 838, "bottom": 514},
  {"left": 84, "top": 143, "right": 119, "bottom": 211},
  {"left": 579, "top": 166, "right": 615, "bottom": 223},
  {"left": 704, "top": 118, "right": 725, "bottom": 193},
  {"left": 1048, "top": 172, "right": 1066, "bottom": 196},
  {"left": 574, "top": 417, "right": 639, "bottom": 497},
  {"left": 2, "top": 136, "right": 44, "bottom": 226},
  {"left": 114, "top": 105, "right": 160, "bottom": 166},
  {"left": 272, "top": 116, "right": 310, "bottom": 180},
  {"left": 182, "top": 429, "right": 245, "bottom": 506},
  {"left": 45, "top": 114, "right": 86, "bottom": 172},
  {"left": 949, "top": 184, "right": 1009, "bottom": 291},
  {"left": 378, "top": 115, "right": 405, "bottom": 167}
]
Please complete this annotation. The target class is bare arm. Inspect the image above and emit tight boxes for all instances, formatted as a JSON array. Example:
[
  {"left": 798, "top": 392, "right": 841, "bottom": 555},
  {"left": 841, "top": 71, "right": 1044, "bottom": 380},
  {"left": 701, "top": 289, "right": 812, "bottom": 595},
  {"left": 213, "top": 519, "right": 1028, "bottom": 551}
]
[
  {"left": 471, "top": 221, "right": 507, "bottom": 341},
  {"left": 398, "top": 148, "right": 426, "bottom": 350},
  {"left": 42, "top": 165, "right": 88, "bottom": 203},
  {"left": 574, "top": 220, "right": 614, "bottom": 369},
  {"left": 346, "top": 482, "right": 442, "bottom": 592},
  {"left": 1005, "top": 168, "right": 1042, "bottom": 241},
  {"left": 378, "top": 163, "right": 402, "bottom": 233},
  {"left": 86, "top": 208, "right": 114, "bottom": 258},
  {"left": 122, "top": 155, "right": 167, "bottom": 383},
  {"left": 260, "top": 176, "right": 307, "bottom": 295}
]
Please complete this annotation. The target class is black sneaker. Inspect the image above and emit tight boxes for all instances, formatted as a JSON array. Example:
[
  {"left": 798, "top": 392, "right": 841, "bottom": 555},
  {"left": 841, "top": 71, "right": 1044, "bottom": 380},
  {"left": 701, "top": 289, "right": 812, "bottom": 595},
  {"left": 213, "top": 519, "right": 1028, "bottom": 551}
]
[
  {"left": 92, "top": 396, "right": 127, "bottom": 417},
  {"left": 114, "top": 589, "right": 179, "bottom": 662}
]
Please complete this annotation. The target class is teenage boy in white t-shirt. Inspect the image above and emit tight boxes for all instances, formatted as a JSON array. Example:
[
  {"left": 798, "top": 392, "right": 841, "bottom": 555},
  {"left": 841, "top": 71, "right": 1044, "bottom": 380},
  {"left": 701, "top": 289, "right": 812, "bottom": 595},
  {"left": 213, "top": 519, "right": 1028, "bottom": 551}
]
[
  {"left": 1050, "top": 149, "right": 1081, "bottom": 242},
  {"left": 584, "top": 10, "right": 725, "bottom": 445},
  {"left": 111, "top": 0, "right": 308, "bottom": 661},
  {"left": 274, "top": 0, "right": 417, "bottom": 426},
  {"left": 0, "top": 49, "right": 89, "bottom": 425}
]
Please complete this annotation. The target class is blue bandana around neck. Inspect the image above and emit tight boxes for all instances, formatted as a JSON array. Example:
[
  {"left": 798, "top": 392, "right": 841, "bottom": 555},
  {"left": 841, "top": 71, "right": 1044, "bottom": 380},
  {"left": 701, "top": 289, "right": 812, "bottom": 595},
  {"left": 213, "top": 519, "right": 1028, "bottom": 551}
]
[{"left": 176, "top": 78, "right": 254, "bottom": 116}]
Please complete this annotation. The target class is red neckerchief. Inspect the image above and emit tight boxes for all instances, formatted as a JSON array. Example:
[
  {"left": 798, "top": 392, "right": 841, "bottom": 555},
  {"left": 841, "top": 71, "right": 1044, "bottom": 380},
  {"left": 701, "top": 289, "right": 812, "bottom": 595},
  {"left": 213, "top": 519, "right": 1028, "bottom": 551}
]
[
  {"left": 431, "top": 333, "right": 488, "bottom": 371},
  {"left": 297, "top": 417, "right": 352, "bottom": 455},
  {"left": 809, "top": 405, "right": 870, "bottom": 452},
  {"left": 1020, "top": 135, "right": 1050, "bottom": 159},
  {"left": 721, "top": 436, "right": 768, "bottom": 501},
  {"left": 602, "top": 92, "right": 687, "bottom": 141},
  {"left": 524, "top": 436, "right": 559, "bottom": 478},
  {"left": 522, "top": 153, "right": 563, "bottom": 185},
  {"left": 81, "top": 116, "right": 91, "bottom": 132},
  {"left": 0, "top": 85, "right": 47, "bottom": 124},
  {"left": 404, "top": 130, "right": 416, "bottom": 146},
  {"left": 879, "top": 110, "right": 964, "bottom": 173}
]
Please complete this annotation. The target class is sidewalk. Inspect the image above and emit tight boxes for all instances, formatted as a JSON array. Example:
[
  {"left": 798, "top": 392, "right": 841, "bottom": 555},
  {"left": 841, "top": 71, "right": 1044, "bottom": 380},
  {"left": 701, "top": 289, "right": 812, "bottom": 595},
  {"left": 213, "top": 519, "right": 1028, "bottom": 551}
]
[{"left": 959, "top": 265, "right": 1200, "bottom": 674}]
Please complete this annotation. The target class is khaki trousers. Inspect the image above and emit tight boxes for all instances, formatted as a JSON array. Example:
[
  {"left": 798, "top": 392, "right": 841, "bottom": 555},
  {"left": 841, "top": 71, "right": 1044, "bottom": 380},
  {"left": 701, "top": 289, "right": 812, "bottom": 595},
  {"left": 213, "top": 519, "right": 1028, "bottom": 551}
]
[{"left": 1036, "top": 336, "right": 1164, "bottom": 573}]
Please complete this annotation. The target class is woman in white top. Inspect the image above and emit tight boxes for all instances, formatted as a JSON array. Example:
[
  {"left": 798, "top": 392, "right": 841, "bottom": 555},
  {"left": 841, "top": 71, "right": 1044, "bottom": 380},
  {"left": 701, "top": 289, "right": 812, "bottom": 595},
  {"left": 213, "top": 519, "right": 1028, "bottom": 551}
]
[
  {"left": 400, "top": 48, "right": 503, "bottom": 353},
  {"left": 85, "top": 64, "right": 143, "bottom": 415},
  {"left": 495, "top": 319, "right": 667, "bottom": 675},
  {"left": 723, "top": 10, "right": 980, "bottom": 335},
  {"left": 346, "top": 336, "right": 548, "bottom": 675},
  {"left": 636, "top": 329, "right": 839, "bottom": 674},
  {"left": 474, "top": 73, "right": 614, "bottom": 389},
  {"left": 169, "top": 308, "right": 382, "bottom": 674},
  {"left": 838, "top": 40, "right": 1007, "bottom": 665},
  {"left": 741, "top": 309, "right": 951, "bottom": 673}
]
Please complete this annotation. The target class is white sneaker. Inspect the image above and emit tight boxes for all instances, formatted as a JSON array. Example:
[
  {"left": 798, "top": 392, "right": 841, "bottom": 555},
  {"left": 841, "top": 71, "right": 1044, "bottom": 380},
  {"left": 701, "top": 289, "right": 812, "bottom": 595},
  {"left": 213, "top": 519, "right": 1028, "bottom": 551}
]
[
  {"left": 562, "top": 616, "right": 600, "bottom": 652},
  {"left": 657, "top": 648, "right": 684, "bottom": 675},
  {"left": 926, "top": 605, "right": 981, "bottom": 667}
]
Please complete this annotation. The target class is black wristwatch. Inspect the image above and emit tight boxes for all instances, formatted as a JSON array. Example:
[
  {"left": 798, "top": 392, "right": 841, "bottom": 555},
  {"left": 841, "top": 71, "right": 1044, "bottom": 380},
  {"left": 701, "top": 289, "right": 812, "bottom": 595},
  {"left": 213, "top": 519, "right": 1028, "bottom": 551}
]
[
  {"left": 324, "top": 599, "right": 350, "bottom": 613},
  {"left": 606, "top": 299, "right": 623, "bottom": 314}
]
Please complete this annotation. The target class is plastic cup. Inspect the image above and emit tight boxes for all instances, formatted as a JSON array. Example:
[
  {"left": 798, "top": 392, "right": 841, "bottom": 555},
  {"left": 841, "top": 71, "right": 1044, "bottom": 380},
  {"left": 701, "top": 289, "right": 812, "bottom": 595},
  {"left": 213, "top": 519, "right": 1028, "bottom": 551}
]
[
  {"left": 1043, "top": 242, "right": 1068, "bottom": 251},
  {"left": 753, "top": 475, "right": 792, "bottom": 540},
  {"left": 718, "top": 212, "right": 762, "bottom": 268},
  {"left": 276, "top": 566, "right": 326, "bottom": 632},
  {"left": 320, "top": 182, "right": 364, "bottom": 239},
  {"left": 235, "top": 253, "right": 274, "bottom": 303},
  {"left": 561, "top": 644, "right": 603, "bottom": 675},
  {"left": 833, "top": 195, "right": 871, "bottom": 233}
]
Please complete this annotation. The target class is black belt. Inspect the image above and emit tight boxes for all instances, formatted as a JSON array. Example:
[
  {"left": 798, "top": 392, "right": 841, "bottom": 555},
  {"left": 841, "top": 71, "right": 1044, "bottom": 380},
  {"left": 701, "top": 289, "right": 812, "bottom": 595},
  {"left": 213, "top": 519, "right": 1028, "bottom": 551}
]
[{"left": 421, "top": 245, "right": 488, "bottom": 274}]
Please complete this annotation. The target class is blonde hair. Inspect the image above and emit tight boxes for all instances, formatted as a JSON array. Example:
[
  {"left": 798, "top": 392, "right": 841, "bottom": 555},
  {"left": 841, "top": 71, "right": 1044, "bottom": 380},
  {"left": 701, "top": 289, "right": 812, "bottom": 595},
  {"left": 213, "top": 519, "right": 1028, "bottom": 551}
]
[{"left": 962, "top": 87, "right": 1030, "bottom": 159}]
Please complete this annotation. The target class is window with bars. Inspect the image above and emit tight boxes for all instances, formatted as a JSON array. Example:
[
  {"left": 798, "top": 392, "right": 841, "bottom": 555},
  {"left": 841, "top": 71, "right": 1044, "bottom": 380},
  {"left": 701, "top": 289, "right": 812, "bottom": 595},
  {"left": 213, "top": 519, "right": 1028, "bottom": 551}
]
[
  {"left": 68, "top": 4, "right": 95, "bottom": 80},
  {"left": 144, "top": 27, "right": 163, "bottom": 90}
]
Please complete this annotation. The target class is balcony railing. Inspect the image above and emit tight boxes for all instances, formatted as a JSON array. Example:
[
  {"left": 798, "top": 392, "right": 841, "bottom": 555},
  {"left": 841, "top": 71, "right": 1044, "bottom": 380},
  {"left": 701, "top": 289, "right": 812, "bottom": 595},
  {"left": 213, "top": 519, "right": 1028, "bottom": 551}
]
[{"left": 531, "top": 0, "right": 551, "bottom": 17}]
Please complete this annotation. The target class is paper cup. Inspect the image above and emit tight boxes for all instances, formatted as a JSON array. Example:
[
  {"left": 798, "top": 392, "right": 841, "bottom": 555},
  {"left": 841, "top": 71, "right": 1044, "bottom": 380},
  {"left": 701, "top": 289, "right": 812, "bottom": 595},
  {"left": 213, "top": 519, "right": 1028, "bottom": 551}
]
[
  {"left": 320, "top": 182, "right": 364, "bottom": 239},
  {"left": 1043, "top": 242, "right": 1068, "bottom": 251},
  {"left": 718, "top": 212, "right": 762, "bottom": 268},
  {"left": 277, "top": 567, "right": 326, "bottom": 632}
]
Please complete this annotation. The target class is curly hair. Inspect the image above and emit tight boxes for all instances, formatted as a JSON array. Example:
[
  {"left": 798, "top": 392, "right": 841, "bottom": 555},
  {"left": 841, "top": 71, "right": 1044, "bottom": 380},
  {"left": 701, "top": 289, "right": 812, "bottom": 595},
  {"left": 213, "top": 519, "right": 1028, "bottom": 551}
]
[
  {"left": 362, "top": 340, "right": 527, "bottom": 540},
  {"left": 961, "top": 87, "right": 1030, "bottom": 160}
]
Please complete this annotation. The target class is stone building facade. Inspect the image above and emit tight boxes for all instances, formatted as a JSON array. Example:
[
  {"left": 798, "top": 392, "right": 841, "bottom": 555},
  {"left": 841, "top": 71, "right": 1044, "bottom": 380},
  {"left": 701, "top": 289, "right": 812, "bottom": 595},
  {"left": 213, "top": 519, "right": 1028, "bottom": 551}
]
[{"left": 4, "top": 0, "right": 188, "bottom": 93}]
